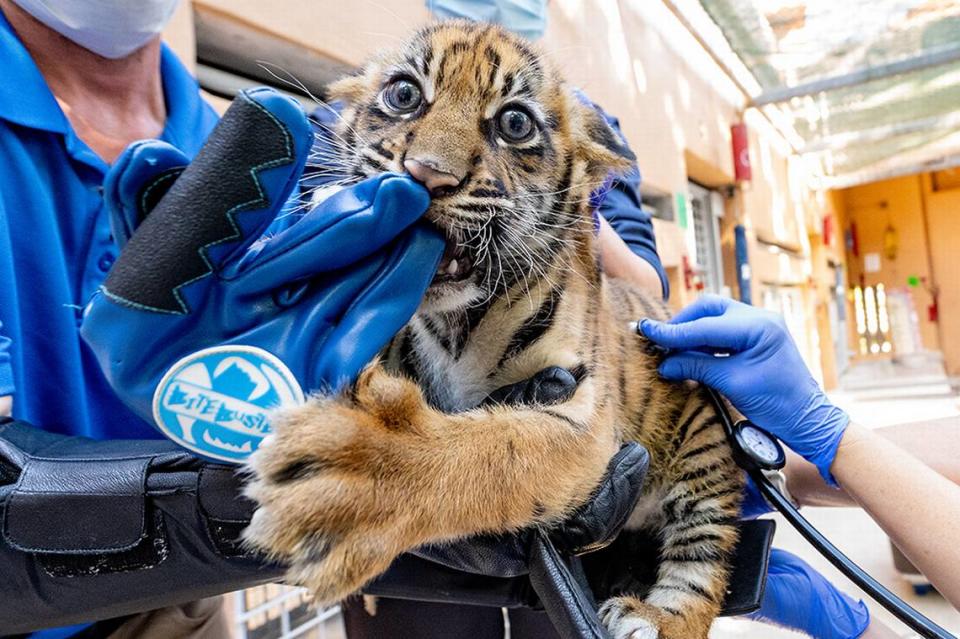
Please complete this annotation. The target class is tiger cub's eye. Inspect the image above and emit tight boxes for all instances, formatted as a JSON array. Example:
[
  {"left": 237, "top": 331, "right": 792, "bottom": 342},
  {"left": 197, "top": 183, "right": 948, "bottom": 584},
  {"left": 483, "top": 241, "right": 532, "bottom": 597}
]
[
  {"left": 383, "top": 78, "right": 422, "bottom": 114},
  {"left": 497, "top": 107, "right": 535, "bottom": 143}
]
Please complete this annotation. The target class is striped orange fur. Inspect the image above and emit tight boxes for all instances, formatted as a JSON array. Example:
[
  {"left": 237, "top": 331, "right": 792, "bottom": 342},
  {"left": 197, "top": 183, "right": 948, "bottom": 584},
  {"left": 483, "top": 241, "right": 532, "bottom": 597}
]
[{"left": 243, "top": 22, "right": 743, "bottom": 639}]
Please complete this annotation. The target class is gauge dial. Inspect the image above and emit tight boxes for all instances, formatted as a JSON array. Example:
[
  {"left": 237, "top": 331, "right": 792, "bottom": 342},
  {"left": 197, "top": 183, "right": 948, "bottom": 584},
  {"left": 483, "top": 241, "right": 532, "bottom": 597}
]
[{"left": 734, "top": 422, "right": 786, "bottom": 470}]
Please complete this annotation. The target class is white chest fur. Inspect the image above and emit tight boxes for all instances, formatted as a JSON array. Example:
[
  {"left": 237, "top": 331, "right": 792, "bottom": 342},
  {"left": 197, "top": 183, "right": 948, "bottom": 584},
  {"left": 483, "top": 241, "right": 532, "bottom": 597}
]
[{"left": 405, "top": 316, "right": 499, "bottom": 413}]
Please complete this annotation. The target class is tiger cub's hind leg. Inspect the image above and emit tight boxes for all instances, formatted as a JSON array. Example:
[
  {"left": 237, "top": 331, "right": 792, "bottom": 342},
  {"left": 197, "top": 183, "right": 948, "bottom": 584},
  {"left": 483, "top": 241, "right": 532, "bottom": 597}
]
[{"left": 603, "top": 400, "right": 743, "bottom": 639}]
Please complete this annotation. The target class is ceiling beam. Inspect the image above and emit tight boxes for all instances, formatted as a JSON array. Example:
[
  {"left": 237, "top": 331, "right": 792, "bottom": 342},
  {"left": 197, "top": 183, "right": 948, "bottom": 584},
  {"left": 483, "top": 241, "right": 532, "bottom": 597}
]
[
  {"left": 750, "top": 44, "right": 960, "bottom": 107},
  {"left": 815, "top": 152, "right": 960, "bottom": 190},
  {"left": 801, "top": 111, "right": 960, "bottom": 154}
]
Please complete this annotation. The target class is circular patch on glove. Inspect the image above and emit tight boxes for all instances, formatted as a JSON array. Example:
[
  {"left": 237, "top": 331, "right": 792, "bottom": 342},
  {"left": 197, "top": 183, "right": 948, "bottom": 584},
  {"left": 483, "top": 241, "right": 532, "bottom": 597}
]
[{"left": 152, "top": 345, "right": 304, "bottom": 463}]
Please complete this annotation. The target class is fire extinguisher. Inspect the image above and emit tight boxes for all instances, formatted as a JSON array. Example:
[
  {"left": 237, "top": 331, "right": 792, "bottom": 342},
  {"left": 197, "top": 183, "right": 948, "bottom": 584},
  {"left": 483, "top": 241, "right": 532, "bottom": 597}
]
[
  {"left": 915, "top": 276, "right": 940, "bottom": 323},
  {"left": 928, "top": 283, "right": 940, "bottom": 323},
  {"left": 682, "top": 255, "right": 704, "bottom": 291}
]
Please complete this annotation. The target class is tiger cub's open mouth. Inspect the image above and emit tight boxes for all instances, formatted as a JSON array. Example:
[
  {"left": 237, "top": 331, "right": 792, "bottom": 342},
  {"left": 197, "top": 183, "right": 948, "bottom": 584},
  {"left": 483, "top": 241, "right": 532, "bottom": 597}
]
[{"left": 432, "top": 240, "right": 475, "bottom": 284}]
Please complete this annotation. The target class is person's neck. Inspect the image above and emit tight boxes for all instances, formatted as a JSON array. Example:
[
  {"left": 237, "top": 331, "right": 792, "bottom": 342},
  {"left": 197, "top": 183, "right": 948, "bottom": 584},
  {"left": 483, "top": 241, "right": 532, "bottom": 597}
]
[{"left": 1, "top": 0, "right": 166, "bottom": 163}]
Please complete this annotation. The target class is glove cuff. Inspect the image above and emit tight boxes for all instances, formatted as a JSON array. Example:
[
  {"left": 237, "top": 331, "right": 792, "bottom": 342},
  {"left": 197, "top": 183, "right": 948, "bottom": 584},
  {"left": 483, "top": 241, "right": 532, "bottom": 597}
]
[{"left": 797, "top": 393, "right": 850, "bottom": 487}]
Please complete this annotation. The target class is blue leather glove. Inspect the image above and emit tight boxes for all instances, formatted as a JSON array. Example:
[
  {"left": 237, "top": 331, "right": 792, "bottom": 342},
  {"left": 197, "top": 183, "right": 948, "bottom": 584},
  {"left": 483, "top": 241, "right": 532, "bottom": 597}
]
[
  {"left": 80, "top": 88, "right": 444, "bottom": 463},
  {"left": 639, "top": 295, "right": 848, "bottom": 484},
  {"left": 749, "top": 549, "right": 870, "bottom": 638}
]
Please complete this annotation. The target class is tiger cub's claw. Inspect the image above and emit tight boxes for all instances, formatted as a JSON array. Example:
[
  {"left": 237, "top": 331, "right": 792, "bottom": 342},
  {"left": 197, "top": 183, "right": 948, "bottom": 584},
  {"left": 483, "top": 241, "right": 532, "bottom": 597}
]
[
  {"left": 600, "top": 597, "right": 663, "bottom": 639},
  {"left": 241, "top": 367, "right": 434, "bottom": 604}
]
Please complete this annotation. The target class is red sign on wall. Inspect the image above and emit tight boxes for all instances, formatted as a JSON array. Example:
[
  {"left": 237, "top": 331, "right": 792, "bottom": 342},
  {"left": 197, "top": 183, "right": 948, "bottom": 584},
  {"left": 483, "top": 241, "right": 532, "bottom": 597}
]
[
  {"left": 731, "top": 123, "right": 752, "bottom": 182},
  {"left": 823, "top": 214, "right": 835, "bottom": 246}
]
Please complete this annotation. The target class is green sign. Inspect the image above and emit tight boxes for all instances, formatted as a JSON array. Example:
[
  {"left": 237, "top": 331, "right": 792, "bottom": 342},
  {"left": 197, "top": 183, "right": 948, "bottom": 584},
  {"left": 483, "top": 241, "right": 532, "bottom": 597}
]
[
  {"left": 907, "top": 275, "right": 920, "bottom": 288},
  {"left": 675, "top": 192, "right": 688, "bottom": 229}
]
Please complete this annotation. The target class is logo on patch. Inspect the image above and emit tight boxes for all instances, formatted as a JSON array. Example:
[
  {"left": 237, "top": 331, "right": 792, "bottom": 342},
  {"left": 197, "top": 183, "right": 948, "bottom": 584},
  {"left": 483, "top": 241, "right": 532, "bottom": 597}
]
[{"left": 152, "top": 345, "right": 304, "bottom": 463}]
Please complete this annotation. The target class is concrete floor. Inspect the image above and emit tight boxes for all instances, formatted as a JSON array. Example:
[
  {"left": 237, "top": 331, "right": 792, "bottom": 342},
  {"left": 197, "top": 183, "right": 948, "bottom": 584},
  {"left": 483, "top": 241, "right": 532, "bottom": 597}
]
[{"left": 712, "top": 354, "right": 960, "bottom": 638}]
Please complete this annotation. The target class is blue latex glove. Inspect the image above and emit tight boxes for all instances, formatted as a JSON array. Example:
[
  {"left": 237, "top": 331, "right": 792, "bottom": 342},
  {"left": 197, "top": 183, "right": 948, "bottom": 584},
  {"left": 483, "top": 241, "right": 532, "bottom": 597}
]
[
  {"left": 639, "top": 295, "right": 848, "bottom": 484},
  {"left": 81, "top": 88, "right": 444, "bottom": 463},
  {"left": 749, "top": 548, "right": 870, "bottom": 639}
]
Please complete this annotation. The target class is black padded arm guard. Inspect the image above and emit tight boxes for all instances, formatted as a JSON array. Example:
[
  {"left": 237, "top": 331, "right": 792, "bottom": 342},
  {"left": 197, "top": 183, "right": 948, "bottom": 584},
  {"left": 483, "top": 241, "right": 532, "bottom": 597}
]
[
  {"left": 0, "top": 417, "right": 771, "bottom": 637},
  {"left": 0, "top": 418, "right": 282, "bottom": 634}
]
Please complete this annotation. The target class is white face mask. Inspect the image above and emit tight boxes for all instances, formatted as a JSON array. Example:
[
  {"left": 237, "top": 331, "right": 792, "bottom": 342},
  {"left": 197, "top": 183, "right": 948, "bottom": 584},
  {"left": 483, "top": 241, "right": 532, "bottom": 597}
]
[
  {"left": 12, "top": 0, "right": 180, "bottom": 59},
  {"left": 427, "top": 0, "right": 548, "bottom": 41}
]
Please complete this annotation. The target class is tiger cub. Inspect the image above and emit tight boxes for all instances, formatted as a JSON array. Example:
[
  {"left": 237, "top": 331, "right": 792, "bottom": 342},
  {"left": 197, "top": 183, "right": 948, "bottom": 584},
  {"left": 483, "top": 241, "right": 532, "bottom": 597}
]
[{"left": 244, "top": 21, "right": 743, "bottom": 639}]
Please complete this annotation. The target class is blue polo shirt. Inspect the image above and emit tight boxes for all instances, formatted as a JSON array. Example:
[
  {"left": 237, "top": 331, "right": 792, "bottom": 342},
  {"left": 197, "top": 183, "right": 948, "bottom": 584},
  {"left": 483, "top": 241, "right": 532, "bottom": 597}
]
[{"left": 0, "top": 9, "right": 219, "bottom": 440}]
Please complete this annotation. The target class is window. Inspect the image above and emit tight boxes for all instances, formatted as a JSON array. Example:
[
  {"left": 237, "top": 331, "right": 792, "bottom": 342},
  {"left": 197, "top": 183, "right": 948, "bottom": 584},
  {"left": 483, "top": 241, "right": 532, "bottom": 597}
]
[
  {"left": 852, "top": 284, "right": 892, "bottom": 355},
  {"left": 640, "top": 190, "right": 674, "bottom": 222},
  {"left": 687, "top": 181, "right": 725, "bottom": 294}
]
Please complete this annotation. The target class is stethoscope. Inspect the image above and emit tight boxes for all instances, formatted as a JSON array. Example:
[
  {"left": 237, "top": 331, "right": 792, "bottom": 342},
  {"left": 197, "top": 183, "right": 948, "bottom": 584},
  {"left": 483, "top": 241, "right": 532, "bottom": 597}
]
[{"left": 705, "top": 386, "right": 956, "bottom": 639}]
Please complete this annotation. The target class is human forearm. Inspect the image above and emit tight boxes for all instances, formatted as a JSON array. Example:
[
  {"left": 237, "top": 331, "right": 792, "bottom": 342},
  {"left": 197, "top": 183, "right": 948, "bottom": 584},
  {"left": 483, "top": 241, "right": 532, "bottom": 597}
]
[
  {"left": 830, "top": 422, "right": 960, "bottom": 608},
  {"left": 786, "top": 418, "right": 960, "bottom": 507},
  {"left": 598, "top": 217, "right": 664, "bottom": 297},
  {"left": 875, "top": 418, "right": 960, "bottom": 484},
  {"left": 0, "top": 396, "right": 10, "bottom": 417}
]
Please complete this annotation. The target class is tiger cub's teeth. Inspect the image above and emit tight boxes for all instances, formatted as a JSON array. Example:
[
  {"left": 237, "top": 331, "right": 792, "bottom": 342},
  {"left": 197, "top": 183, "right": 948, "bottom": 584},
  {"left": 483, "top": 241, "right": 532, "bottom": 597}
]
[{"left": 447, "top": 259, "right": 459, "bottom": 275}]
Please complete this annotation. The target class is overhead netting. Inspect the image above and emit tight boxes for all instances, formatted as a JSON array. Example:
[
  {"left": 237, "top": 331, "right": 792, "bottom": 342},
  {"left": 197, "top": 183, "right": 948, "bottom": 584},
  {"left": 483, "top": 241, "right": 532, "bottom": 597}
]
[{"left": 698, "top": 0, "right": 960, "bottom": 183}]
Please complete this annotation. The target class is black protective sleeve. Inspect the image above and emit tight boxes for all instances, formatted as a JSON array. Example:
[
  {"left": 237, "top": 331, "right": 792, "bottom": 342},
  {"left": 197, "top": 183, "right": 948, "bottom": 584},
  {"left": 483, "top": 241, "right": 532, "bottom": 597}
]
[
  {"left": 0, "top": 417, "right": 770, "bottom": 637},
  {"left": 0, "top": 417, "right": 283, "bottom": 634}
]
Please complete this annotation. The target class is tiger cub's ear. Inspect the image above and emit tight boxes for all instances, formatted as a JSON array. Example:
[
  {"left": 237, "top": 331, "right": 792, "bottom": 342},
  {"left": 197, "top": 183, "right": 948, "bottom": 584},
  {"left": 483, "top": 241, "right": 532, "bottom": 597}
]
[
  {"left": 572, "top": 96, "right": 636, "bottom": 178},
  {"left": 327, "top": 72, "right": 373, "bottom": 104}
]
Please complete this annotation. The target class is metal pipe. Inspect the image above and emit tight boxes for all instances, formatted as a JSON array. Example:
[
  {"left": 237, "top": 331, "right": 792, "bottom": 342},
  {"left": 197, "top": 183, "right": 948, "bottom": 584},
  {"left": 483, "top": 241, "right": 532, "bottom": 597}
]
[
  {"left": 801, "top": 111, "right": 960, "bottom": 154},
  {"left": 734, "top": 225, "right": 752, "bottom": 305}
]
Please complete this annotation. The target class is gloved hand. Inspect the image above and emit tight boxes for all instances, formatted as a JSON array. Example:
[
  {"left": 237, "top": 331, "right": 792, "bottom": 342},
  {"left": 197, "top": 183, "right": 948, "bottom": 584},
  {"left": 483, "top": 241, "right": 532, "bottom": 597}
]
[
  {"left": 748, "top": 548, "right": 870, "bottom": 639},
  {"left": 81, "top": 87, "right": 444, "bottom": 463},
  {"left": 737, "top": 479, "right": 866, "bottom": 638},
  {"left": 639, "top": 295, "right": 848, "bottom": 484}
]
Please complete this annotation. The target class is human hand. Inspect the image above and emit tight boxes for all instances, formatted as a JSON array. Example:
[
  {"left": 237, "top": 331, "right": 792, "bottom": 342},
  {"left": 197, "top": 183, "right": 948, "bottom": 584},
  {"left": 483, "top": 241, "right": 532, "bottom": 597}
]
[
  {"left": 81, "top": 88, "right": 444, "bottom": 463},
  {"left": 747, "top": 548, "right": 870, "bottom": 639},
  {"left": 639, "top": 295, "right": 848, "bottom": 484}
]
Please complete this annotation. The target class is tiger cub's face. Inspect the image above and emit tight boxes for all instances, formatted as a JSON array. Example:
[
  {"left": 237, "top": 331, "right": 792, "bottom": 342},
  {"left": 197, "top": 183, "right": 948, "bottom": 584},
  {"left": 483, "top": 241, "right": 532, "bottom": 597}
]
[{"left": 329, "top": 21, "right": 634, "bottom": 312}]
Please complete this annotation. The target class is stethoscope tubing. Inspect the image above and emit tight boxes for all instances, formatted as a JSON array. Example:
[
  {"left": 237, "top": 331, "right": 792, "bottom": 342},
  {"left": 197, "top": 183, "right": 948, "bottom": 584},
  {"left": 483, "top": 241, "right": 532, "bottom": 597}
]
[
  {"left": 751, "top": 467, "right": 954, "bottom": 639},
  {"left": 706, "top": 388, "right": 956, "bottom": 639}
]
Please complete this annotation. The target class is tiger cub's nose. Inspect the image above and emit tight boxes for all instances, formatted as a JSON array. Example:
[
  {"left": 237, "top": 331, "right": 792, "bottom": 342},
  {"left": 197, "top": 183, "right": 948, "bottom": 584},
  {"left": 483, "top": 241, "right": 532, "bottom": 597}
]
[{"left": 404, "top": 158, "right": 462, "bottom": 197}]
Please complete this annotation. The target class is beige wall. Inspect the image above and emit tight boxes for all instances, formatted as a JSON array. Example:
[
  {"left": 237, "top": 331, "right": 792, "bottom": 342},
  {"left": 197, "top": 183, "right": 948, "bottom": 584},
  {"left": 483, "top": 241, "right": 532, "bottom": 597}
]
[
  {"left": 921, "top": 174, "right": 960, "bottom": 375},
  {"left": 540, "top": 1, "right": 741, "bottom": 194},
  {"left": 163, "top": 0, "right": 197, "bottom": 70},
  {"left": 194, "top": 0, "right": 429, "bottom": 67}
]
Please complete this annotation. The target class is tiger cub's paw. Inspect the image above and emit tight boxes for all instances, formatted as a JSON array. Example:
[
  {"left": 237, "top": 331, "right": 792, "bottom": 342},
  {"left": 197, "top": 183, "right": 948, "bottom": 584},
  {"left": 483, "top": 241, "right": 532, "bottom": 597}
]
[
  {"left": 599, "top": 597, "right": 663, "bottom": 639},
  {"left": 242, "top": 367, "right": 434, "bottom": 604}
]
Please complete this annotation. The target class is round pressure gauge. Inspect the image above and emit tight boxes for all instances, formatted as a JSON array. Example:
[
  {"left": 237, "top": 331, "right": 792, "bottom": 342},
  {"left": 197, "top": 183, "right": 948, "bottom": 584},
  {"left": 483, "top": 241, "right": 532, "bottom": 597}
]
[{"left": 731, "top": 421, "right": 786, "bottom": 471}]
